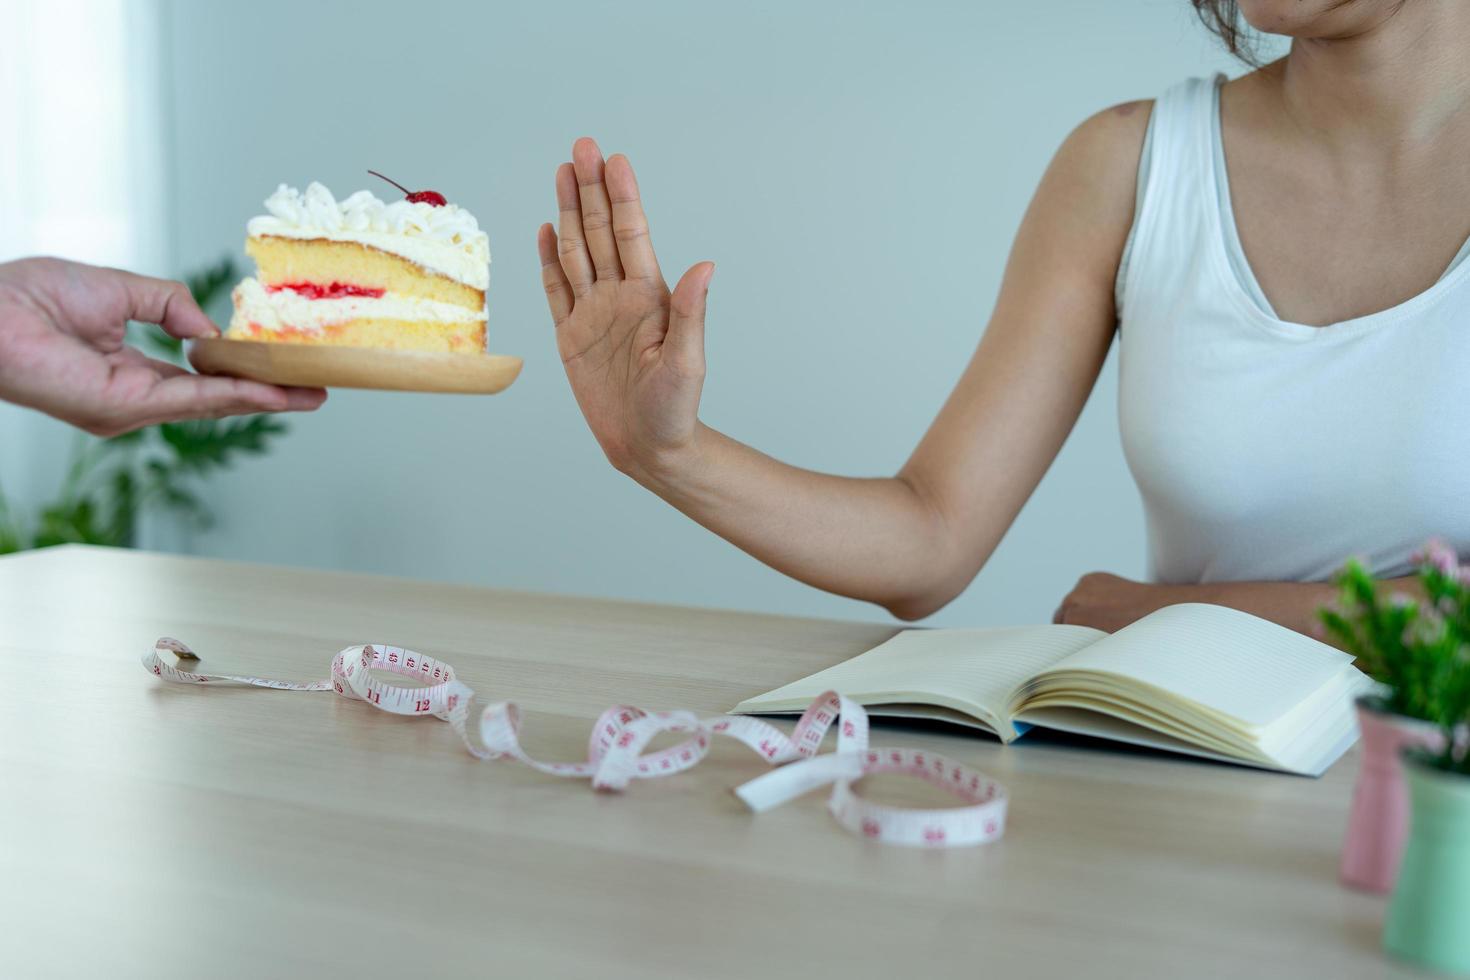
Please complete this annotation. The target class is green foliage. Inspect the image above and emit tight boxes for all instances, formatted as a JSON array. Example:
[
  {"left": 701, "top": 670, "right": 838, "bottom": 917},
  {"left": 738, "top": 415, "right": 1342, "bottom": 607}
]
[
  {"left": 158, "top": 415, "right": 286, "bottom": 473},
  {"left": 0, "top": 488, "right": 23, "bottom": 554},
  {"left": 0, "top": 256, "right": 290, "bottom": 554},
  {"left": 1319, "top": 548, "right": 1470, "bottom": 775}
]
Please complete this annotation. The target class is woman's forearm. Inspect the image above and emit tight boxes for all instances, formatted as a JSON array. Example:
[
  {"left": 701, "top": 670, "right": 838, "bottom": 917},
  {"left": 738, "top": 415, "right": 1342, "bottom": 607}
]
[
  {"left": 1184, "top": 576, "right": 1422, "bottom": 636},
  {"left": 1165, "top": 579, "right": 1339, "bottom": 635},
  {"left": 625, "top": 422, "right": 956, "bottom": 618},
  {"left": 1056, "top": 571, "right": 1423, "bottom": 637}
]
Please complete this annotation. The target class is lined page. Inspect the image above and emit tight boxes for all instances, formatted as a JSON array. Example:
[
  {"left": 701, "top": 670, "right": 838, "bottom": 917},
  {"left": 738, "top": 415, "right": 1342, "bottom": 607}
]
[
  {"left": 1034, "top": 603, "right": 1353, "bottom": 728},
  {"left": 733, "top": 625, "right": 1105, "bottom": 721}
]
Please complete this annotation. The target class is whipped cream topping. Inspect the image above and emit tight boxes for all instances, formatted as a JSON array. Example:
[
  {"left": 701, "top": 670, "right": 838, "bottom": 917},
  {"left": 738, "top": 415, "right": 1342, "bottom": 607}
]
[
  {"left": 229, "top": 276, "right": 486, "bottom": 335},
  {"left": 246, "top": 182, "right": 490, "bottom": 290}
]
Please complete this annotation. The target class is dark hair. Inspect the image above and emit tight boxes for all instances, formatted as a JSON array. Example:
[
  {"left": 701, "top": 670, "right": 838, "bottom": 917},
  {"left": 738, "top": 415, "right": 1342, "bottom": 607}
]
[{"left": 1191, "top": 0, "right": 1260, "bottom": 65}]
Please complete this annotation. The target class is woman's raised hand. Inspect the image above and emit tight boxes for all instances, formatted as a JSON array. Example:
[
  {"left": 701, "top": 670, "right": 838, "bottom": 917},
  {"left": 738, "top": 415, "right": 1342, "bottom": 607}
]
[{"left": 538, "top": 138, "right": 714, "bottom": 477}]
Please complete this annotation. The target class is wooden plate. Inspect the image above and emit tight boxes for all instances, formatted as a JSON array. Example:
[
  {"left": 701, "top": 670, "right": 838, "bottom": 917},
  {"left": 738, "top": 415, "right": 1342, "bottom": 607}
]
[{"left": 188, "top": 338, "right": 523, "bottom": 394}]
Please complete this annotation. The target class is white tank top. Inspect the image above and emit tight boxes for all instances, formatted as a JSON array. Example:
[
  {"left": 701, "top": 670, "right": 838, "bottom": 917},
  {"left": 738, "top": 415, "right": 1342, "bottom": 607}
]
[{"left": 1117, "top": 76, "right": 1470, "bottom": 584}]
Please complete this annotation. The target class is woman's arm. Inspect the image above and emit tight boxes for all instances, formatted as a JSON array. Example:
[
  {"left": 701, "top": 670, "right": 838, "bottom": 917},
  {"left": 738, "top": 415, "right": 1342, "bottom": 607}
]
[
  {"left": 541, "top": 105, "right": 1150, "bottom": 619},
  {"left": 1053, "top": 571, "right": 1423, "bottom": 637}
]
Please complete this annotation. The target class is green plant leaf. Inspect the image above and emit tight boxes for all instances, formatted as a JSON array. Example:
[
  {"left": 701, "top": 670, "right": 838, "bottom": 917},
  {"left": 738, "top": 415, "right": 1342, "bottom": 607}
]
[
  {"left": 185, "top": 255, "right": 238, "bottom": 309},
  {"left": 158, "top": 416, "right": 288, "bottom": 475},
  {"left": 0, "top": 480, "right": 26, "bottom": 554},
  {"left": 104, "top": 468, "right": 138, "bottom": 547},
  {"left": 105, "top": 428, "right": 148, "bottom": 447},
  {"left": 1321, "top": 547, "right": 1470, "bottom": 773},
  {"left": 33, "top": 494, "right": 126, "bottom": 549}
]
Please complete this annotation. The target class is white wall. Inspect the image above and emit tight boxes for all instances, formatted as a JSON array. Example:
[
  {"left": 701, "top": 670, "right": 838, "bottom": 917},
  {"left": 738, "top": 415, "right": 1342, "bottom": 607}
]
[{"left": 157, "top": 0, "right": 1273, "bottom": 626}]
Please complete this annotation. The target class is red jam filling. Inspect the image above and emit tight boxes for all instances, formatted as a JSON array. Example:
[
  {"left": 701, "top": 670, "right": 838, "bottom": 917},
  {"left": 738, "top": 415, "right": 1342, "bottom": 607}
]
[{"left": 267, "top": 282, "right": 385, "bottom": 300}]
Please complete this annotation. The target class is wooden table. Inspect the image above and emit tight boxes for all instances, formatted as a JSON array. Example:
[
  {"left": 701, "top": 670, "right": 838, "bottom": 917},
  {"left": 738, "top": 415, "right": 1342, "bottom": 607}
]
[{"left": 0, "top": 546, "right": 1417, "bottom": 979}]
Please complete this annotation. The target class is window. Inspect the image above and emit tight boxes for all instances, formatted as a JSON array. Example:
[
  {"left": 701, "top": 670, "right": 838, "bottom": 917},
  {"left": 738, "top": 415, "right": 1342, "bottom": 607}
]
[{"left": 0, "top": 0, "right": 165, "bottom": 508}]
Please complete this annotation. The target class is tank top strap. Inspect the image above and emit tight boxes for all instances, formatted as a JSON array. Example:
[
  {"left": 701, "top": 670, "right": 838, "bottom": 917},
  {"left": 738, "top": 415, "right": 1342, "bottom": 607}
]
[
  {"left": 1147, "top": 75, "right": 1217, "bottom": 180},
  {"left": 1116, "top": 76, "right": 1221, "bottom": 320}
]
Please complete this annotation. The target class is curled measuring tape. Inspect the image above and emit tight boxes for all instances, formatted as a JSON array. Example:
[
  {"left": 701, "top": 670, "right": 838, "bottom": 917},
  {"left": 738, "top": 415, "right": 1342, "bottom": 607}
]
[{"left": 143, "top": 638, "right": 1007, "bottom": 848}]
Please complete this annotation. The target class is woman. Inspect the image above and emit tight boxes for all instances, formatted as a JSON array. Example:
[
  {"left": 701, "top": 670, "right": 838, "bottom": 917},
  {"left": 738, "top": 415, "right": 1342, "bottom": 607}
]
[{"left": 537, "top": 0, "right": 1470, "bottom": 635}]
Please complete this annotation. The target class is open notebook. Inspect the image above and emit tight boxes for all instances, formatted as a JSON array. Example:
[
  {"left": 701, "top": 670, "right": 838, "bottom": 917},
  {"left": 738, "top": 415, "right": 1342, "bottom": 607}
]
[{"left": 732, "top": 603, "right": 1375, "bottom": 776}]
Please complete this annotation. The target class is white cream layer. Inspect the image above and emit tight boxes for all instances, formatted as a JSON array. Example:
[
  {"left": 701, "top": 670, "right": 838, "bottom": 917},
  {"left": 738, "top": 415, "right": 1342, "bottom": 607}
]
[
  {"left": 230, "top": 277, "right": 486, "bottom": 334},
  {"left": 246, "top": 182, "right": 491, "bottom": 290}
]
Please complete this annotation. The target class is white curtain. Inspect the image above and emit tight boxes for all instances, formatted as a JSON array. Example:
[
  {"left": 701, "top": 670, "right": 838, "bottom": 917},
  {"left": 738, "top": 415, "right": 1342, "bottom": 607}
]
[{"left": 0, "top": 0, "right": 166, "bottom": 514}]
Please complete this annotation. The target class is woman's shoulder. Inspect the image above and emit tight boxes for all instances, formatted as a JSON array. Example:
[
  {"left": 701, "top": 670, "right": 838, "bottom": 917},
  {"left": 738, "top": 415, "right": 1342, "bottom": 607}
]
[
  {"left": 1036, "top": 100, "right": 1155, "bottom": 250},
  {"left": 1048, "top": 78, "right": 1219, "bottom": 245},
  {"left": 1061, "top": 100, "right": 1154, "bottom": 178}
]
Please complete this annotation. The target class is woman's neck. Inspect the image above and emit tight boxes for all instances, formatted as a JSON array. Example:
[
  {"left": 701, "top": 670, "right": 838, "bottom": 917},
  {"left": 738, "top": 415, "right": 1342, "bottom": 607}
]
[{"left": 1273, "top": 1, "right": 1470, "bottom": 149}]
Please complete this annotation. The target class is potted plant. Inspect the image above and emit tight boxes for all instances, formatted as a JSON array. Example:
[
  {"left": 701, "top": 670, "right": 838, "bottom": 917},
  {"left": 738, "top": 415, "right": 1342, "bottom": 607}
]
[
  {"left": 1382, "top": 637, "right": 1470, "bottom": 972},
  {"left": 1318, "top": 542, "right": 1465, "bottom": 893}
]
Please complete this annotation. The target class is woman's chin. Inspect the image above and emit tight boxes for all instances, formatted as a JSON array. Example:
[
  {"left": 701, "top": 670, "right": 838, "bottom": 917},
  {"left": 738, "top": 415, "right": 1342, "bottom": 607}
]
[{"left": 1235, "top": 0, "right": 1407, "bottom": 41}]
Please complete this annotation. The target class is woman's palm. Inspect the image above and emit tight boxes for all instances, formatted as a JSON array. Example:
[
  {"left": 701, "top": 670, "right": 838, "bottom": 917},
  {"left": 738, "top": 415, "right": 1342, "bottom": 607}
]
[{"left": 538, "top": 139, "right": 713, "bottom": 472}]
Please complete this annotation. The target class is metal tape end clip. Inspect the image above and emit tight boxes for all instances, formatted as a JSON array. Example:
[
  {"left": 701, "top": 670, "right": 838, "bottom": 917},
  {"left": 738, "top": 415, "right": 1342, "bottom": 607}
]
[{"left": 155, "top": 637, "right": 200, "bottom": 661}]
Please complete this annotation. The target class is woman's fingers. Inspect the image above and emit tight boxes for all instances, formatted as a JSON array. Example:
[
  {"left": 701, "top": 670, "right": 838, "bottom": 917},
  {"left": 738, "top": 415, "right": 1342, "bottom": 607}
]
[
  {"left": 663, "top": 262, "right": 715, "bottom": 377},
  {"left": 571, "top": 137, "right": 624, "bottom": 281},
  {"left": 555, "top": 163, "right": 596, "bottom": 296},
  {"left": 538, "top": 223, "right": 573, "bottom": 324},
  {"left": 605, "top": 154, "right": 661, "bottom": 283},
  {"left": 112, "top": 270, "right": 220, "bottom": 339}
]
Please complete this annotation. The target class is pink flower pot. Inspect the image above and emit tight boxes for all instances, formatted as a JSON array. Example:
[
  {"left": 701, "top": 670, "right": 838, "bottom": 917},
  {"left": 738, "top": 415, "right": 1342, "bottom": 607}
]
[{"left": 1340, "top": 698, "right": 1444, "bottom": 893}]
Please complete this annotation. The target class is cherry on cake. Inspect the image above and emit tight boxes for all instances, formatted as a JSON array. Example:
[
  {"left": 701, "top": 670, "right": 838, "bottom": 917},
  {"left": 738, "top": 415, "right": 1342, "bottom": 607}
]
[{"left": 229, "top": 176, "right": 490, "bottom": 353}]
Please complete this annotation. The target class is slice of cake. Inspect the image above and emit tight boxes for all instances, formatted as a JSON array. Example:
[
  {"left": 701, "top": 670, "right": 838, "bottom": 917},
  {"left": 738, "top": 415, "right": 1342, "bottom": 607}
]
[{"left": 229, "top": 176, "right": 490, "bottom": 353}]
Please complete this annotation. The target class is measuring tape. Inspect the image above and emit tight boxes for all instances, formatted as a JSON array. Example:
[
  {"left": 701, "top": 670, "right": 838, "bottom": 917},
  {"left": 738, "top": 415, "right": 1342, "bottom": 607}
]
[{"left": 143, "top": 637, "right": 1007, "bottom": 848}]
